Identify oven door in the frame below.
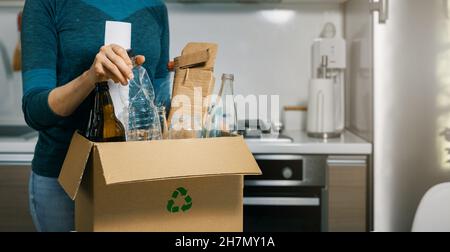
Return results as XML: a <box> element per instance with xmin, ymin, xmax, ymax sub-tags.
<box><xmin>243</xmin><ymin>188</ymin><xmax>322</xmax><ymax>232</ymax></box>
<box><xmin>243</xmin><ymin>155</ymin><xmax>326</xmax><ymax>232</ymax></box>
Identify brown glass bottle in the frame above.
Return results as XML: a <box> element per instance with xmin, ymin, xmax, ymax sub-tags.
<box><xmin>85</xmin><ymin>82</ymin><xmax>126</xmax><ymax>142</ymax></box>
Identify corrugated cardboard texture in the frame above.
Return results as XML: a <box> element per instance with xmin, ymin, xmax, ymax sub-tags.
<box><xmin>173</xmin><ymin>69</ymin><xmax>214</xmax><ymax>97</ymax></box>
<box><xmin>87</xmin><ymin>176</ymin><xmax>243</xmax><ymax>232</ymax></box>
<box><xmin>169</xmin><ymin>69</ymin><xmax>216</xmax><ymax>133</ymax></box>
<box><xmin>176</xmin><ymin>49</ymin><xmax>209</xmax><ymax>69</ymax></box>
<box><xmin>59</xmin><ymin>132</ymin><xmax>262</xmax><ymax>232</ymax></box>
<box><xmin>75</xmin><ymin>159</ymin><xmax>94</xmax><ymax>232</ymax></box>
<box><xmin>94</xmin><ymin>136</ymin><xmax>260</xmax><ymax>185</ymax></box>
<box><xmin>58</xmin><ymin>133</ymin><xmax>94</xmax><ymax>200</ymax></box>
<box><xmin>182</xmin><ymin>42</ymin><xmax>218</xmax><ymax>71</ymax></box>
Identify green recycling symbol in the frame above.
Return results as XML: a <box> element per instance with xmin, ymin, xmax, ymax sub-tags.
<box><xmin>167</xmin><ymin>187</ymin><xmax>193</xmax><ymax>213</ymax></box>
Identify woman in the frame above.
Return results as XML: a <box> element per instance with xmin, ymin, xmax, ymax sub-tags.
<box><xmin>21</xmin><ymin>0</ymin><xmax>170</xmax><ymax>232</ymax></box>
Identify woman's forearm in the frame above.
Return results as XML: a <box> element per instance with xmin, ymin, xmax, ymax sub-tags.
<box><xmin>48</xmin><ymin>70</ymin><xmax>96</xmax><ymax>117</ymax></box>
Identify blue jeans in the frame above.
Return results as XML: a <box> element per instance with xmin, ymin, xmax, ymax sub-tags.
<box><xmin>29</xmin><ymin>171</ymin><xmax>75</xmax><ymax>232</ymax></box>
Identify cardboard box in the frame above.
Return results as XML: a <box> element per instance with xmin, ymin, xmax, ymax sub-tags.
<box><xmin>58</xmin><ymin>133</ymin><xmax>261</xmax><ymax>232</ymax></box>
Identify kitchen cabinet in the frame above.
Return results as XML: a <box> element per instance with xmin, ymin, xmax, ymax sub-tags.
<box><xmin>325</xmin><ymin>156</ymin><xmax>367</xmax><ymax>232</ymax></box>
<box><xmin>0</xmin><ymin>166</ymin><xmax>35</xmax><ymax>232</ymax></box>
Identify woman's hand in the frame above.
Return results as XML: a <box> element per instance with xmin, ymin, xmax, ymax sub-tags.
<box><xmin>87</xmin><ymin>44</ymin><xmax>146</xmax><ymax>85</ymax></box>
<box><xmin>47</xmin><ymin>45</ymin><xmax>145</xmax><ymax>117</ymax></box>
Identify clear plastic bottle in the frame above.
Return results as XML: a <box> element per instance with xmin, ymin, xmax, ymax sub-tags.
<box><xmin>203</xmin><ymin>74</ymin><xmax>237</xmax><ymax>138</ymax></box>
<box><xmin>126</xmin><ymin>50</ymin><xmax>162</xmax><ymax>141</ymax></box>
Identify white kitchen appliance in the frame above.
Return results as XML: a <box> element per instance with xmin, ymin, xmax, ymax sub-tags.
<box><xmin>307</xmin><ymin>27</ymin><xmax>346</xmax><ymax>139</ymax></box>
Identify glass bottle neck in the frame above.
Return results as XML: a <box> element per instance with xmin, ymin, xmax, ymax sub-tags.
<box><xmin>218</xmin><ymin>78</ymin><xmax>234</xmax><ymax>98</ymax></box>
<box><xmin>96</xmin><ymin>82</ymin><xmax>110</xmax><ymax>92</ymax></box>
<box><xmin>95</xmin><ymin>82</ymin><xmax>116</xmax><ymax>116</ymax></box>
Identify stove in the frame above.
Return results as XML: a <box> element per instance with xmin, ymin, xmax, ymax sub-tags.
<box><xmin>239</xmin><ymin>119</ymin><xmax>293</xmax><ymax>143</ymax></box>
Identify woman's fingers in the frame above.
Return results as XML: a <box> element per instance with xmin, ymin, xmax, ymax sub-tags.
<box><xmin>104</xmin><ymin>68</ymin><xmax>121</xmax><ymax>84</ymax></box>
<box><xmin>97</xmin><ymin>53</ymin><xmax>128</xmax><ymax>84</ymax></box>
<box><xmin>111</xmin><ymin>44</ymin><xmax>133</xmax><ymax>67</ymax></box>
<box><xmin>111</xmin><ymin>44</ymin><xmax>145</xmax><ymax>67</ymax></box>
<box><xmin>89</xmin><ymin>45</ymin><xmax>145</xmax><ymax>85</ymax></box>
<box><xmin>102</xmin><ymin>46</ymin><xmax>133</xmax><ymax>82</ymax></box>
<box><xmin>93</xmin><ymin>62</ymin><xmax>120</xmax><ymax>83</ymax></box>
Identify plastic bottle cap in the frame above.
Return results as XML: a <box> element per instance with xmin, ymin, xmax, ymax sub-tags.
<box><xmin>167</xmin><ymin>61</ymin><xmax>175</xmax><ymax>71</ymax></box>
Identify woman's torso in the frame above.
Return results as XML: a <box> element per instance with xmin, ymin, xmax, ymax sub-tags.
<box><xmin>31</xmin><ymin>0</ymin><xmax>168</xmax><ymax>177</ymax></box>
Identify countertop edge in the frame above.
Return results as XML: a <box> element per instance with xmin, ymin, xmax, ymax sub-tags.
<box><xmin>246</xmin><ymin>130</ymin><xmax>373</xmax><ymax>155</ymax></box>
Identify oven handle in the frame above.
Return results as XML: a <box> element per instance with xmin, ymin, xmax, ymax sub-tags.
<box><xmin>243</xmin><ymin>197</ymin><xmax>320</xmax><ymax>207</ymax></box>
<box><xmin>245</xmin><ymin>180</ymin><xmax>305</xmax><ymax>187</ymax></box>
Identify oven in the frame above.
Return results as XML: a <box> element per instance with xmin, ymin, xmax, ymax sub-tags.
<box><xmin>243</xmin><ymin>155</ymin><xmax>327</xmax><ymax>232</ymax></box>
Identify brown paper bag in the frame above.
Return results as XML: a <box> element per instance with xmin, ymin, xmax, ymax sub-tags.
<box><xmin>168</xmin><ymin>43</ymin><xmax>218</xmax><ymax>138</ymax></box>
<box><xmin>181</xmin><ymin>42</ymin><xmax>218</xmax><ymax>71</ymax></box>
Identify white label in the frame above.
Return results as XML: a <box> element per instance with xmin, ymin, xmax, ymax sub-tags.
<box><xmin>104</xmin><ymin>21</ymin><xmax>132</xmax><ymax>123</ymax></box>
<box><xmin>104</xmin><ymin>21</ymin><xmax>131</xmax><ymax>50</ymax></box>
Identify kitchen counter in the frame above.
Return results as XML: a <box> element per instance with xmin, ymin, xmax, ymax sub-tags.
<box><xmin>0</xmin><ymin>136</ymin><xmax>37</xmax><ymax>165</ymax></box>
<box><xmin>246</xmin><ymin>130</ymin><xmax>372</xmax><ymax>155</ymax></box>
<box><xmin>0</xmin><ymin>130</ymin><xmax>372</xmax><ymax>165</ymax></box>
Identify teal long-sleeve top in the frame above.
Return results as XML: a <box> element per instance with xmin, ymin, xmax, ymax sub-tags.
<box><xmin>22</xmin><ymin>0</ymin><xmax>171</xmax><ymax>178</ymax></box>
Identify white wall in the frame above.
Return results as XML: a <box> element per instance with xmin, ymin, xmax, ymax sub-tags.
<box><xmin>0</xmin><ymin>6</ymin><xmax>24</xmax><ymax>125</ymax></box>
<box><xmin>0</xmin><ymin>3</ymin><xmax>343</xmax><ymax>125</ymax></box>
<box><xmin>167</xmin><ymin>3</ymin><xmax>343</xmax><ymax>119</ymax></box>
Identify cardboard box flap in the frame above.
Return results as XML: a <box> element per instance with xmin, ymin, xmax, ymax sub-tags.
<box><xmin>182</xmin><ymin>42</ymin><xmax>218</xmax><ymax>71</ymax></box>
<box><xmin>175</xmin><ymin>49</ymin><xmax>210</xmax><ymax>69</ymax></box>
<box><xmin>94</xmin><ymin>136</ymin><xmax>261</xmax><ymax>185</ymax></box>
<box><xmin>58</xmin><ymin>133</ymin><xmax>94</xmax><ymax>200</ymax></box>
